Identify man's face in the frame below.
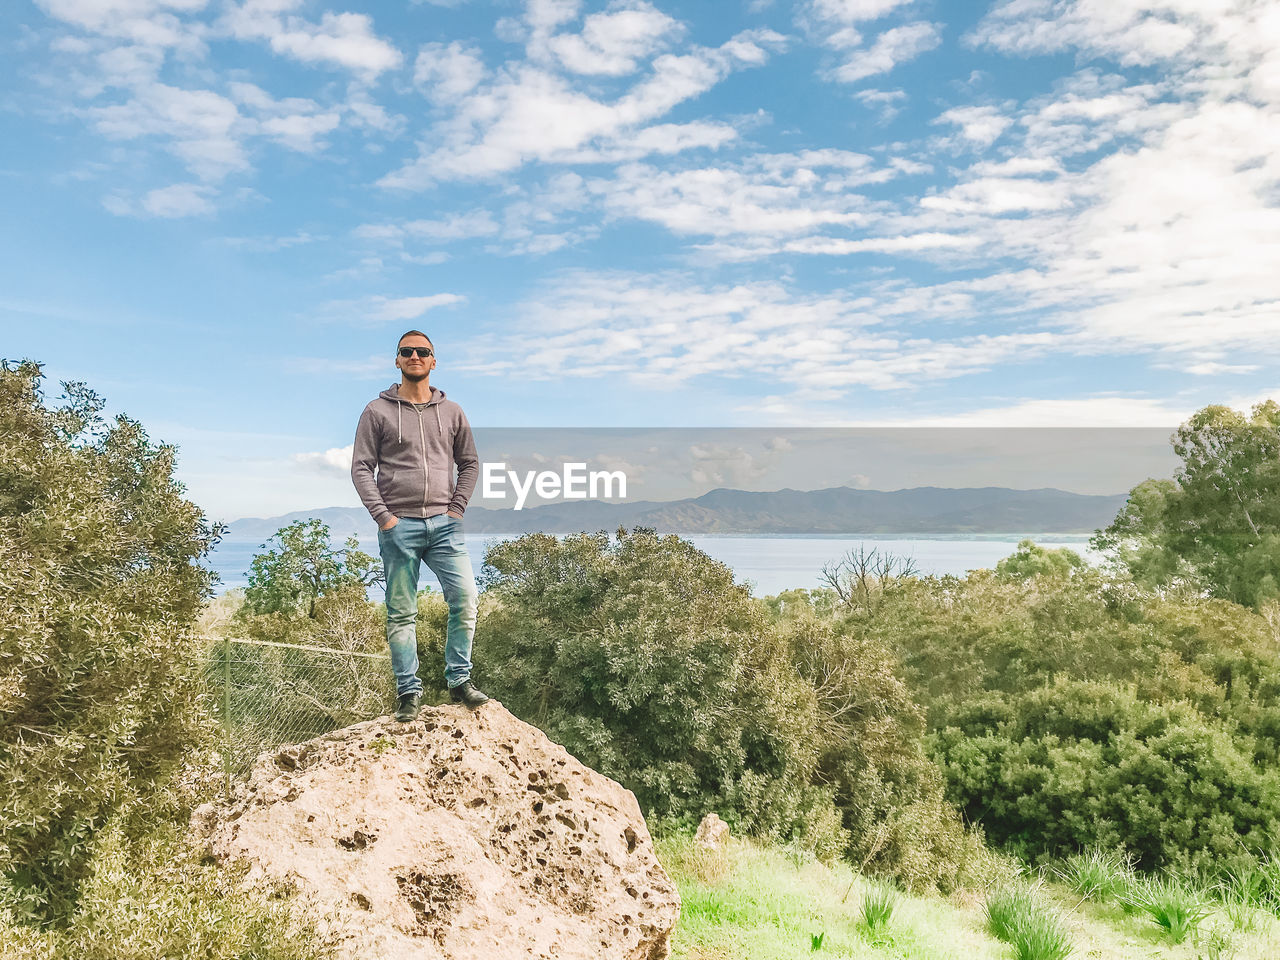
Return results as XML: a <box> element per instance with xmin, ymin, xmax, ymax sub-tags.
<box><xmin>396</xmin><ymin>335</ymin><xmax>435</xmax><ymax>382</ymax></box>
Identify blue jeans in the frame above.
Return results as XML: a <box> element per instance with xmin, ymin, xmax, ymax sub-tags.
<box><xmin>377</xmin><ymin>514</ymin><xmax>478</xmax><ymax>696</ymax></box>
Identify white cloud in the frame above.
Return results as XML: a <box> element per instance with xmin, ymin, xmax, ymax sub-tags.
<box><xmin>780</xmin><ymin>232</ymin><xmax>982</xmax><ymax>254</ymax></box>
<box><xmin>919</xmin><ymin>175</ymin><xmax>1074</xmax><ymax>215</ymax></box>
<box><xmin>809</xmin><ymin>0</ymin><xmax>915</xmax><ymax>23</ymax></box>
<box><xmin>814</xmin><ymin>3</ymin><xmax>1280</xmax><ymax>371</ymax></box>
<box><xmin>687</xmin><ymin>440</ymin><xmax>784</xmax><ymax>486</ymax></box>
<box><xmin>90</xmin><ymin>83</ymin><xmax>247</xmax><ymax>180</ymax></box>
<box><xmin>414</xmin><ymin>41</ymin><xmax>486</xmax><ymax>101</ymax></box>
<box><xmin>853</xmin><ymin>87</ymin><xmax>906</xmax><ymax>121</ymax></box>
<box><xmin>593</xmin><ymin>150</ymin><xmax>897</xmax><ymax>238</ymax></box>
<box><xmin>546</xmin><ymin>1</ymin><xmax>682</xmax><ymax>76</ymax></box>
<box><xmin>553</xmin><ymin>120</ymin><xmax>740</xmax><ymax>163</ymax></box>
<box><xmin>294</xmin><ymin>444</ymin><xmax>355</xmax><ymax>474</ymax></box>
<box><xmin>103</xmin><ymin>181</ymin><xmax>216</xmax><ymax>217</ymax></box>
<box><xmin>404</xmin><ymin>211</ymin><xmax>502</xmax><ymax>240</ymax></box>
<box><xmin>355</xmin><ymin>211</ymin><xmax>501</xmax><ymax>243</ymax></box>
<box><xmin>1224</xmin><ymin>387</ymin><xmax>1280</xmax><ymax>413</ymax></box>
<box><xmin>458</xmin><ymin>269</ymin><xmax>1066</xmax><ymax>391</ymax></box>
<box><xmin>93</xmin><ymin>42</ymin><xmax>169</xmax><ymax>87</ymax></box>
<box><xmin>319</xmin><ymin>293</ymin><xmax>467</xmax><ymax>324</ymax></box>
<box><xmin>258</xmin><ymin>111</ymin><xmax>341</xmax><ymax>151</ymax></box>
<box><xmin>970</xmin><ymin>0</ymin><xmax>1200</xmax><ymax>66</ymax></box>
<box><xmin>226</xmin><ymin>80</ymin><xmax>390</xmax><ymax>148</ymax></box>
<box><xmin>1184</xmin><ymin>362</ymin><xmax>1260</xmax><ymax>376</ymax></box>
<box><xmin>37</xmin><ymin>0</ymin><xmax>208</xmax><ymax>50</ymax></box>
<box><xmin>223</xmin><ymin>230</ymin><xmax>323</xmax><ymax>251</ymax></box>
<box><xmin>142</xmin><ymin>182</ymin><xmax>215</xmax><ymax>216</ymax></box>
<box><xmin>833</xmin><ymin>21</ymin><xmax>942</xmax><ymax>83</ymax></box>
<box><xmin>343</xmin><ymin>84</ymin><xmax>403</xmax><ymax>134</ymax></box>
<box><xmin>224</xmin><ymin>0</ymin><xmax>402</xmax><ymax>77</ymax></box>
<box><xmin>525</xmin><ymin>0</ymin><xmax>582</xmax><ymax>36</ymax></box>
<box><xmin>353</xmin><ymin>174</ymin><xmax>598</xmax><ymax>259</ymax></box>
<box><xmin>934</xmin><ymin>104</ymin><xmax>1013</xmax><ymax>146</ymax></box>
<box><xmin>84</xmin><ymin>75</ymin><xmax>360</xmax><ymax>188</ymax></box>
<box><xmin>378</xmin><ymin>29</ymin><xmax>785</xmax><ymax>188</ymax></box>
<box><xmin>925</xmin><ymin>94</ymin><xmax>1280</xmax><ymax>360</ymax></box>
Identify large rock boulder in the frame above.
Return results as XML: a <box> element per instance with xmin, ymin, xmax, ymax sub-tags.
<box><xmin>194</xmin><ymin>701</ymin><xmax>679</xmax><ymax>960</ymax></box>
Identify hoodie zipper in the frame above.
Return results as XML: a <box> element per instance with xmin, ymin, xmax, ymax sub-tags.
<box><xmin>416</xmin><ymin>407</ymin><xmax>428</xmax><ymax>512</ymax></box>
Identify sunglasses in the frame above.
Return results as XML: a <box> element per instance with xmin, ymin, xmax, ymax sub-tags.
<box><xmin>398</xmin><ymin>346</ymin><xmax>433</xmax><ymax>358</ymax></box>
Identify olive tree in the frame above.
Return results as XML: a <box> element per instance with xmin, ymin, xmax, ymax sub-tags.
<box><xmin>0</xmin><ymin>360</ymin><xmax>221</xmax><ymax>922</ymax></box>
<box><xmin>242</xmin><ymin>518</ymin><xmax>381</xmax><ymax>619</ymax></box>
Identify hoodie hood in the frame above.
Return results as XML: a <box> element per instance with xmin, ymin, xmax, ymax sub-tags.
<box><xmin>380</xmin><ymin>383</ymin><xmax>445</xmax><ymax>443</ymax></box>
<box><xmin>379</xmin><ymin>383</ymin><xmax>445</xmax><ymax>404</ymax></box>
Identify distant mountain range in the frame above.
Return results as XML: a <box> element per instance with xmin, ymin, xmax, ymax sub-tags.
<box><xmin>224</xmin><ymin>486</ymin><xmax>1127</xmax><ymax>541</ymax></box>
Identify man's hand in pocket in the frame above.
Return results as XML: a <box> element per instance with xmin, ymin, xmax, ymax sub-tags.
<box><xmin>380</xmin><ymin>517</ymin><xmax>400</xmax><ymax>531</ymax></box>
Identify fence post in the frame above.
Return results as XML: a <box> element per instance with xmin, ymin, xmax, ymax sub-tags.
<box><xmin>222</xmin><ymin>635</ymin><xmax>232</xmax><ymax>800</ymax></box>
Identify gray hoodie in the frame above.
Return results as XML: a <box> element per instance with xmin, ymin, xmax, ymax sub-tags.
<box><xmin>350</xmin><ymin>384</ymin><xmax>479</xmax><ymax>527</ymax></box>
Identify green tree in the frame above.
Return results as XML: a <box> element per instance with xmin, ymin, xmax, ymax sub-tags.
<box><xmin>1092</xmin><ymin>401</ymin><xmax>1280</xmax><ymax>608</ymax></box>
<box><xmin>820</xmin><ymin>545</ymin><xmax>920</xmax><ymax>618</ymax></box>
<box><xmin>995</xmin><ymin>539</ymin><xmax>1086</xmax><ymax>580</ymax></box>
<box><xmin>0</xmin><ymin>360</ymin><xmax>220</xmax><ymax>921</ymax></box>
<box><xmin>243</xmin><ymin>518</ymin><xmax>381</xmax><ymax>619</ymax></box>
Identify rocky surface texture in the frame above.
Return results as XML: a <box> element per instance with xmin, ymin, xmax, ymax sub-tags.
<box><xmin>193</xmin><ymin>700</ymin><xmax>680</xmax><ymax>960</ymax></box>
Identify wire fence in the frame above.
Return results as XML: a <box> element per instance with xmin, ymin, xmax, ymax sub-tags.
<box><xmin>198</xmin><ymin>635</ymin><xmax>394</xmax><ymax>796</ymax></box>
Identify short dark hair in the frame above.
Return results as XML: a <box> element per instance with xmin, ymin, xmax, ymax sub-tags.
<box><xmin>397</xmin><ymin>329</ymin><xmax>433</xmax><ymax>350</ymax></box>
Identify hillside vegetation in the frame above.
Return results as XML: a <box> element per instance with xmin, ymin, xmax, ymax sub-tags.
<box><xmin>5</xmin><ymin>357</ymin><xmax>1280</xmax><ymax>958</ymax></box>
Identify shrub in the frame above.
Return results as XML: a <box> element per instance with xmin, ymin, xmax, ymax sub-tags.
<box><xmin>1010</xmin><ymin>913</ymin><xmax>1073</xmax><ymax>960</ymax></box>
<box><xmin>995</xmin><ymin>540</ymin><xmax>1087</xmax><ymax>580</ymax></box>
<box><xmin>0</xmin><ymin>813</ymin><xmax>334</xmax><ymax>959</ymax></box>
<box><xmin>864</xmin><ymin>566</ymin><xmax>1280</xmax><ymax>748</ymax></box>
<box><xmin>781</xmin><ymin>613</ymin><xmax>987</xmax><ymax>892</ymax></box>
<box><xmin>479</xmin><ymin>529</ymin><xmax>844</xmax><ymax>859</ymax></box>
<box><xmin>931</xmin><ymin>679</ymin><xmax>1280</xmax><ymax>874</ymax></box>
<box><xmin>0</xmin><ymin>361</ymin><xmax>220</xmax><ymax>921</ymax></box>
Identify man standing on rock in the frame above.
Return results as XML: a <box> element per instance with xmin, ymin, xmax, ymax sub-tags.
<box><xmin>350</xmin><ymin>330</ymin><xmax>490</xmax><ymax>722</ymax></box>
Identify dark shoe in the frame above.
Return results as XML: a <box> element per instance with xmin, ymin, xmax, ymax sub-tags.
<box><xmin>448</xmin><ymin>679</ymin><xmax>489</xmax><ymax>708</ymax></box>
<box><xmin>394</xmin><ymin>692</ymin><xmax>422</xmax><ymax>722</ymax></box>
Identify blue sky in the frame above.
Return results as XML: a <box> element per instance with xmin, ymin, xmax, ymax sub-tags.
<box><xmin>3</xmin><ymin>0</ymin><xmax>1278</xmax><ymax>520</ymax></box>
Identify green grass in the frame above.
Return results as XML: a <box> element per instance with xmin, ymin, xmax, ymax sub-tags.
<box><xmin>1218</xmin><ymin>865</ymin><xmax>1268</xmax><ymax>934</ymax></box>
<box><xmin>1124</xmin><ymin>876</ymin><xmax>1212</xmax><ymax>943</ymax></box>
<box><xmin>657</xmin><ymin>833</ymin><xmax>1007</xmax><ymax>960</ymax></box>
<box><xmin>1216</xmin><ymin>854</ymin><xmax>1280</xmax><ymax>925</ymax></box>
<box><xmin>984</xmin><ymin>883</ymin><xmax>1073</xmax><ymax>960</ymax></box>
<box><xmin>985</xmin><ymin>884</ymin><xmax>1040</xmax><ymax>943</ymax></box>
<box><xmin>655</xmin><ymin>831</ymin><xmax>1280</xmax><ymax>960</ymax></box>
<box><xmin>861</xmin><ymin>883</ymin><xmax>897</xmax><ymax>934</ymax></box>
<box><xmin>1056</xmin><ymin>847</ymin><xmax>1137</xmax><ymax>903</ymax></box>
